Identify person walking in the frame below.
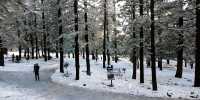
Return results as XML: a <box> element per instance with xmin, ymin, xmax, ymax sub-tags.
<box><xmin>33</xmin><ymin>63</ymin><xmax>40</xmax><ymax>81</ymax></box>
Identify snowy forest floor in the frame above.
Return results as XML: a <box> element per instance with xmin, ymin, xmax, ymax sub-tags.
<box><xmin>0</xmin><ymin>52</ymin><xmax>198</xmax><ymax>100</ymax></box>
<box><xmin>52</xmin><ymin>57</ymin><xmax>200</xmax><ymax>100</ymax></box>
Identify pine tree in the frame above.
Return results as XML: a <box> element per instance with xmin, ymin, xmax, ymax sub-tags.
<box><xmin>84</xmin><ymin>0</ymin><xmax>91</xmax><ymax>76</ymax></box>
<box><xmin>74</xmin><ymin>0</ymin><xmax>80</xmax><ymax>80</ymax></box>
<box><xmin>57</xmin><ymin>0</ymin><xmax>64</xmax><ymax>73</ymax></box>
<box><xmin>194</xmin><ymin>0</ymin><xmax>200</xmax><ymax>87</ymax></box>
<box><xmin>139</xmin><ymin>0</ymin><xmax>144</xmax><ymax>83</ymax></box>
<box><xmin>34</xmin><ymin>0</ymin><xmax>39</xmax><ymax>59</ymax></box>
<box><xmin>150</xmin><ymin>0</ymin><xmax>157</xmax><ymax>91</ymax></box>
<box><xmin>103</xmin><ymin>0</ymin><xmax>107</xmax><ymax>68</ymax></box>
<box><xmin>0</xmin><ymin>37</ymin><xmax>4</xmax><ymax>66</ymax></box>
<box><xmin>41</xmin><ymin>0</ymin><xmax>47</xmax><ymax>62</ymax></box>
<box><xmin>131</xmin><ymin>1</ymin><xmax>137</xmax><ymax>79</ymax></box>
<box><xmin>175</xmin><ymin>1</ymin><xmax>184</xmax><ymax>78</ymax></box>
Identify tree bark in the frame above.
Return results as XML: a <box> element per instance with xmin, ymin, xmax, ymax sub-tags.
<box><xmin>82</xmin><ymin>48</ymin><xmax>85</xmax><ymax>59</ymax></box>
<box><xmin>107</xmin><ymin>17</ymin><xmax>110</xmax><ymax>66</ymax></box>
<box><xmin>41</xmin><ymin>0</ymin><xmax>47</xmax><ymax>62</ymax></box>
<box><xmin>74</xmin><ymin>0</ymin><xmax>80</xmax><ymax>80</ymax></box>
<box><xmin>84</xmin><ymin>0</ymin><xmax>91</xmax><ymax>76</ymax></box>
<box><xmin>31</xmin><ymin>34</ymin><xmax>34</xmax><ymax>59</ymax></box>
<box><xmin>103</xmin><ymin>0</ymin><xmax>107</xmax><ymax>69</ymax></box>
<box><xmin>194</xmin><ymin>0</ymin><xmax>200</xmax><ymax>87</ymax></box>
<box><xmin>158</xmin><ymin>57</ymin><xmax>162</xmax><ymax>71</ymax></box>
<box><xmin>131</xmin><ymin>2</ymin><xmax>136</xmax><ymax>79</ymax></box>
<box><xmin>57</xmin><ymin>0</ymin><xmax>64</xmax><ymax>73</ymax></box>
<box><xmin>147</xmin><ymin>58</ymin><xmax>151</xmax><ymax>68</ymax></box>
<box><xmin>139</xmin><ymin>0</ymin><xmax>144</xmax><ymax>83</ymax></box>
<box><xmin>26</xmin><ymin>48</ymin><xmax>30</xmax><ymax>60</ymax></box>
<box><xmin>34</xmin><ymin>2</ymin><xmax>38</xmax><ymax>59</ymax></box>
<box><xmin>0</xmin><ymin>37</ymin><xmax>4</xmax><ymax>66</ymax></box>
<box><xmin>56</xmin><ymin>42</ymin><xmax>59</xmax><ymax>58</ymax></box>
<box><xmin>175</xmin><ymin>17</ymin><xmax>183</xmax><ymax>78</ymax></box>
<box><xmin>167</xmin><ymin>59</ymin><xmax>170</xmax><ymax>64</ymax></box>
<box><xmin>150</xmin><ymin>0</ymin><xmax>157</xmax><ymax>90</ymax></box>
<box><xmin>113</xmin><ymin>0</ymin><xmax>118</xmax><ymax>63</ymax></box>
<box><xmin>95</xmin><ymin>49</ymin><xmax>98</xmax><ymax>62</ymax></box>
<box><xmin>17</xmin><ymin>20</ymin><xmax>22</xmax><ymax>60</ymax></box>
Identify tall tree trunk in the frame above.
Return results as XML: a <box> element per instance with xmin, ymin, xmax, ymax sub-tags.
<box><xmin>47</xmin><ymin>48</ymin><xmax>50</xmax><ymax>60</ymax></box>
<box><xmin>185</xmin><ymin>59</ymin><xmax>187</xmax><ymax>67</ymax></box>
<box><xmin>19</xmin><ymin>46</ymin><xmax>22</xmax><ymax>60</ymax></box>
<box><xmin>35</xmin><ymin>36</ymin><xmax>38</xmax><ymax>59</ymax></box>
<box><xmin>0</xmin><ymin>37</ymin><xmax>4</xmax><ymax>66</ymax></box>
<box><xmin>131</xmin><ymin>2</ymin><xmax>137</xmax><ymax>79</ymax></box>
<box><xmin>167</xmin><ymin>59</ymin><xmax>170</xmax><ymax>64</ymax></box>
<box><xmin>194</xmin><ymin>0</ymin><xmax>200</xmax><ymax>87</ymax></box>
<box><xmin>31</xmin><ymin>35</ymin><xmax>34</xmax><ymax>59</ymax></box>
<box><xmin>17</xmin><ymin>19</ymin><xmax>22</xmax><ymax>60</ymax></box>
<box><xmin>103</xmin><ymin>0</ymin><xmax>107</xmax><ymax>69</ymax></box>
<box><xmin>158</xmin><ymin>57</ymin><xmax>162</xmax><ymax>71</ymax></box>
<box><xmin>146</xmin><ymin>58</ymin><xmax>151</xmax><ymax>68</ymax></box>
<box><xmin>56</xmin><ymin>42</ymin><xmax>59</xmax><ymax>58</ymax></box>
<box><xmin>41</xmin><ymin>42</ymin><xmax>44</xmax><ymax>57</ymax></box>
<box><xmin>27</xmin><ymin>48</ymin><xmax>30</xmax><ymax>60</ymax></box>
<box><xmin>107</xmin><ymin>17</ymin><xmax>110</xmax><ymax>66</ymax></box>
<box><xmin>34</xmin><ymin>2</ymin><xmax>38</xmax><ymax>59</ymax></box>
<box><xmin>84</xmin><ymin>0</ymin><xmax>91</xmax><ymax>76</ymax></box>
<box><xmin>74</xmin><ymin>0</ymin><xmax>80</xmax><ymax>80</ymax></box>
<box><xmin>24</xmin><ymin>49</ymin><xmax>27</xmax><ymax>58</ymax></box>
<box><xmin>41</xmin><ymin>0</ymin><xmax>47</xmax><ymax>62</ymax></box>
<box><xmin>139</xmin><ymin>0</ymin><xmax>144</xmax><ymax>83</ymax></box>
<box><xmin>72</xmin><ymin>52</ymin><xmax>75</xmax><ymax>58</ymax></box>
<box><xmin>92</xmin><ymin>51</ymin><xmax>95</xmax><ymax>60</ymax></box>
<box><xmin>175</xmin><ymin>17</ymin><xmax>183</xmax><ymax>78</ymax></box>
<box><xmin>150</xmin><ymin>0</ymin><xmax>157</xmax><ymax>90</ymax></box>
<box><xmin>82</xmin><ymin>48</ymin><xmax>85</xmax><ymax>59</ymax></box>
<box><xmin>113</xmin><ymin>0</ymin><xmax>118</xmax><ymax>63</ymax></box>
<box><xmin>95</xmin><ymin>49</ymin><xmax>98</xmax><ymax>61</ymax></box>
<box><xmin>58</xmin><ymin>0</ymin><xmax>64</xmax><ymax>73</ymax></box>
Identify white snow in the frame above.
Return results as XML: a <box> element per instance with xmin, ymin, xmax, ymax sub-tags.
<box><xmin>0</xmin><ymin>52</ymin><xmax>58</xmax><ymax>72</ymax></box>
<box><xmin>0</xmin><ymin>81</ymin><xmax>47</xmax><ymax>100</ymax></box>
<box><xmin>1</xmin><ymin>52</ymin><xmax>200</xmax><ymax>99</ymax></box>
<box><xmin>51</xmin><ymin>56</ymin><xmax>200</xmax><ymax>99</ymax></box>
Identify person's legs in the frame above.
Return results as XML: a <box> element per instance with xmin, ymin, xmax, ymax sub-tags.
<box><xmin>35</xmin><ymin>73</ymin><xmax>37</xmax><ymax>81</ymax></box>
<box><xmin>37</xmin><ymin>72</ymin><xmax>40</xmax><ymax>81</ymax></box>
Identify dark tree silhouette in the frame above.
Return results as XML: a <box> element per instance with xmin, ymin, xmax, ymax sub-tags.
<box><xmin>150</xmin><ymin>0</ymin><xmax>157</xmax><ymax>91</ymax></box>
<box><xmin>84</xmin><ymin>0</ymin><xmax>91</xmax><ymax>76</ymax></box>
<box><xmin>175</xmin><ymin>17</ymin><xmax>183</xmax><ymax>78</ymax></box>
<box><xmin>74</xmin><ymin>0</ymin><xmax>80</xmax><ymax>80</ymax></box>
<box><xmin>0</xmin><ymin>37</ymin><xmax>4</xmax><ymax>66</ymax></box>
<box><xmin>41</xmin><ymin>0</ymin><xmax>47</xmax><ymax>62</ymax></box>
<box><xmin>57</xmin><ymin>0</ymin><xmax>64</xmax><ymax>73</ymax></box>
<box><xmin>103</xmin><ymin>0</ymin><xmax>107</xmax><ymax>69</ymax></box>
<box><xmin>139</xmin><ymin>0</ymin><xmax>144</xmax><ymax>83</ymax></box>
<box><xmin>194</xmin><ymin>0</ymin><xmax>200</xmax><ymax>87</ymax></box>
<box><xmin>131</xmin><ymin>1</ymin><xmax>137</xmax><ymax>79</ymax></box>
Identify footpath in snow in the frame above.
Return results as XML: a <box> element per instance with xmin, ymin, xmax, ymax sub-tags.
<box><xmin>51</xmin><ymin>57</ymin><xmax>200</xmax><ymax>99</ymax></box>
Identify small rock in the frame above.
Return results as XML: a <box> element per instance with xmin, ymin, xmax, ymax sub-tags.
<box><xmin>174</xmin><ymin>83</ymin><xmax>178</xmax><ymax>86</ymax></box>
<box><xmin>190</xmin><ymin>92</ymin><xmax>199</xmax><ymax>98</ymax></box>
<box><xmin>83</xmin><ymin>84</ymin><xmax>87</xmax><ymax>86</ymax></box>
<box><xmin>190</xmin><ymin>95</ymin><xmax>199</xmax><ymax>98</ymax></box>
<box><xmin>147</xmin><ymin>87</ymin><xmax>151</xmax><ymax>90</ymax></box>
<box><xmin>167</xmin><ymin>91</ymin><xmax>173</xmax><ymax>98</ymax></box>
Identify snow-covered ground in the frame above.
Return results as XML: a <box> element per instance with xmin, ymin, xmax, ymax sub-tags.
<box><xmin>0</xmin><ymin>52</ymin><xmax>176</xmax><ymax>100</ymax></box>
<box><xmin>51</xmin><ymin>57</ymin><xmax>200</xmax><ymax>99</ymax></box>
<box><xmin>1</xmin><ymin>52</ymin><xmax>199</xmax><ymax>99</ymax></box>
<box><xmin>0</xmin><ymin>52</ymin><xmax>58</xmax><ymax>72</ymax></box>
